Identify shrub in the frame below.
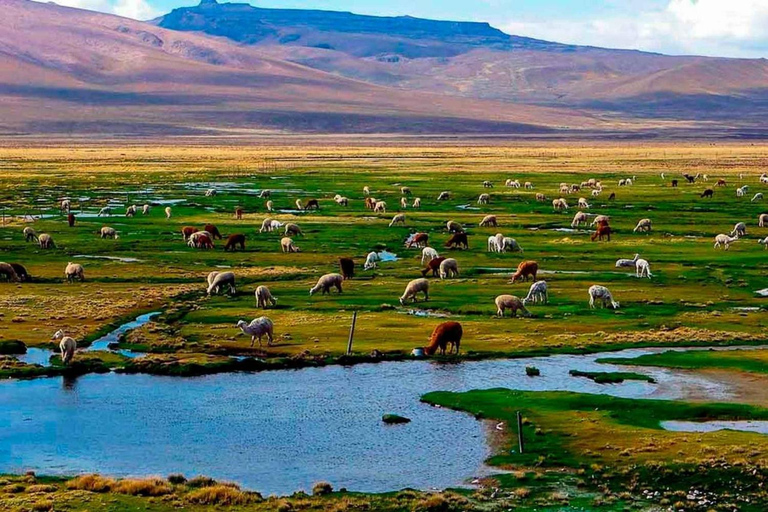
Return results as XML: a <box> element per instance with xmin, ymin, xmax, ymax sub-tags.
<box><xmin>26</xmin><ymin>484</ymin><xmax>57</xmax><ymax>494</ymax></box>
<box><xmin>187</xmin><ymin>475</ymin><xmax>217</xmax><ymax>488</ymax></box>
<box><xmin>525</xmin><ymin>366</ymin><xmax>540</xmax><ymax>377</ymax></box>
<box><xmin>186</xmin><ymin>484</ymin><xmax>258</xmax><ymax>505</ymax></box>
<box><xmin>312</xmin><ymin>481</ymin><xmax>333</xmax><ymax>496</ymax></box>
<box><xmin>66</xmin><ymin>474</ymin><xmax>115</xmax><ymax>492</ymax></box>
<box><xmin>31</xmin><ymin>500</ymin><xmax>53</xmax><ymax>512</ymax></box>
<box><xmin>113</xmin><ymin>478</ymin><xmax>172</xmax><ymax>496</ymax></box>
<box><xmin>167</xmin><ymin>474</ymin><xmax>187</xmax><ymax>485</ymax></box>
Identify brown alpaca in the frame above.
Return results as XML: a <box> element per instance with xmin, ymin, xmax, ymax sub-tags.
<box><xmin>67</xmin><ymin>213</ymin><xmax>75</xmax><ymax>227</ymax></box>
<box><xmin>509</xmin><ymin>261</ymin><xmax>538</xmax><ymax>283</ymax></box>
<box><xmin>445</xmin><ymin>232</ymin><xmax>468</xmax><ymax>249</ymax></box>
<box><xmin>0</xmin><ymin>262</ymin><xmax>20</xmax><ymax>282</ymax></box>
<box><xmin>716</xmin><ymin>179</ymin><xmax>727</xmax><ymax>187</ymax></box>
<box><xmin>424</xmin><ymin>321</ymin><xmax>463</xmax><ymax>356</ymax></box>
<box><xmin>196</xmin><ymin>234</ymin><xmax>213</xmax><ymax>249</ymax></box>
<box><xmin>365</xmin><ymin>198</ymin><xmax>376</xmax><ymax>210</ymax></box>
<box><xmin>224</xmin><ymin>233</ymin><xmax>246</xmax><ymax>251</ymax></box>
<box><xmin>182</xmin><ymin>226</ymin><xmax>198</xmax><ymax>240</ymax></box>
<box><xmin>407</xmin><ymin>233</ymin><xmax>429</xmax><ymax>248</ymax></box>
<box><xmin>339</xmin><ymin>257</ymin><xmax>355</xmax><ymax>280</ymax></box>
<box><xmin>591</xmin><ymin>225</ymin><xmax>611</xmax><ymax>241</ymax></box>
<box><xmin>235</xmin><ymin>207</ymin><xmax>243</xmax><ymax>220</ymax></box>
<box><xmin>304</xmin><ymin>199</ymin><xmax>320</xmax><ymax>210</ymax></box>
<box><xmin>421</xmin><ymin>257</ymin><xmax>446</xmax><ymax>277</ymax></box>
<box><xmin>9</xmin><ymin>263</ymin><xmax>29</xmax><ymax>281</ymax></box>
<box><xmin>204</xmin><ymin>224</ymin><xmax>222</xmax><ymax>240</ymax></box>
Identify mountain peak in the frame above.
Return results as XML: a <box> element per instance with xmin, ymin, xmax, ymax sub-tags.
<box><xmin>199</xmin><ymin>0</ymin><xmax>218</xmax><ymax>6</ymax></box>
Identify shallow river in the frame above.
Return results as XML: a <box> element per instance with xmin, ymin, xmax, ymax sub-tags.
<box><xmin>1</xmin><ymin>320</ymin><xmax>763</xmax><ymax>495</ymax></box>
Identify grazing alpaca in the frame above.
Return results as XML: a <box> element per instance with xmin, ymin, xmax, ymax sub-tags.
<box><xmin>373</xmin><ymin>201</ymin><xmax>387</xmax><ymax>213</ymax></box>
<box><xmin>224</xmin><ymin>234</ymin><xmax>246</xmax><ymax>251</ymax></box>
<box><xmin>38</xmin><ymin>234</ymin><xmax>54</xmax><ymax>249</ymax></box>
<box><xmin>487</xmin><ymin>235</ymin><xmax>502</xmax><ymax>253</ymax></box>
<box><xmin>0</xmin><ymin>262</ymin><xmax>19</xmax><ymax>282</ymax></box>
<box><xmin>165</xmin><ymin>207</ymin><xmax>172</xmax><ymax>219</ymax></box>
<box><xmin>479</xmin><ymin>215</ymin><xmax>497</xmax><ymax>227</ymax></box>
<box><xmin>60</xmin><ymin>199</ymin><xmax>71</xmax><ymax>213</ymax></box>
<box><xmin>477</xmin><ymin>193</ymin><xmax>490</xmax><ymax>205</ymax></box>
<box><xmin>446</xmin><ymin>220</ymin><xmax>464</xmax><ymax>233</ymax></box>
<box><xmin>67</xmin><ymin>213</ymin><xmax>75</xmax><ymax>227</ymax></box>
<box><xmin>303</xmin><ymin>199</ymin><xmax>320</xmax><ymax>210</ymax></box>
<box><xmin>438</xmin><ymin>258</ymin><xmax>459</xmax><ymax>279</ymax></box>
<box><xmin>310</xmin><ymin>273</ymin><xmax>344</xmax><ymax>295</ymax></box>
<box><xmin>280</xmin><ymin>237</ymin><xmax>300</xmax><ymax>253</ymax></box>
<box><xmin>9</xmin><ymin>263</ymin><xmax>29</xmax><ymax>282</ymax></box>
<box><xmin>437</xmin><ymin>191</ymin><xmax>450</xmax><ymax>201</ymax></box>
<box><xmin>716</xmin><ymin>179</ymin><xmax>727</xmax><ymax>187</ymax></box>
<box><xmin>759</xmin><ymin>237</ymin><xmax>768</xmax><ymax>250</ymax></box>
<box><xmin>236</xmin><ymin>317</ymin><xmax>274</xmax><ymax>348</ymax></box>
<box><xmin>571</xmin><ymin>211</ymin><xmax>587</xmax><ymax>227</ymax></box>
<box><xmin>401</xmin><ymin>186</ymin><xmax>412</xmax><ymax>195</ymax></box>
<box><xmin>522</xmin><ymin>281</ymin><xmax>548</xmax><ymax>305</ymax></box>
<box><xmin>421</xmin><ymin>256</ymin><xmax>446</xmax><ymax>277</ymax></box>
<box><xmin>752</xmin><ymin>193</ymin><xmax>764</xmax><ymax>202</ymax></box>
<box><xmin>100</xmin><ymin>226</ymin><xmax>119</xmax><ymax>239</ymax></box>
<box><xmin>65</xmin><ymin>262</ymin><xmax>84</xmax><ymax>283</ymax></box>
<box><xmin>266</xmin><ymin>200</ymin><xmax>274</xmax><ymax>212</ymax></box>
<box><xmin>284</xmin><ymin>223</ymin><xmax>303</xmax><ymax>236</ymax></box>
<box><xmin>671</xmin><ymin>179</ymin><xmax>678</xmax><ymax>187</ymax></box>
<box><xmin>535</xmin><ymin>193</ymin><xmax>546</xmax><ymax>202</ymax></box>
<box><xmin>207</xmin><ymin>271</ymin><xmax>236</xmax><ymax>295</ymax></box>
<box><xmin>495</xmin><ymin>295</ymin><xmax>531</xmax><ymax>318</ymax></box>
<box><xmin>633</xmin><ymin>218</ymin><xmax>652</xmax><ymax>233</ymax></box>
<box><xmin>615</xmin><ymin>253</ymin><xmax>639</xmax><ymax>268</ymax></box>
<box><xmin>482</xmin><ymin>181</ymin><xmax>493</xmax><ymax>188</ymax></box>
<box><xmin>591</xmin><ymin>224</ymin><xmax>611</xmax><ymax>241</ymax></box>
<box><xmin>399</xmin><ymin>278</ymin><xmax>429</xmax><ymax>305</ymax></box>
<box><xmin>421</xmin><ymin>247</ymin><xmax>439</xmax><ymax>264</ymax></box>
<box><xmin>363</xmin><ymin>186</ymin><xmax>370</xmax><ymax>196</ymax></box>
<box><xmin>445</xmin><ymin>232</ymin><xmax>469</xmax><ymax>249</ymax></box>
<box><xmin>636</xmin><ymin>258</ymin><xmax>652</xmax><ymax>279</ymax></box>
<box><xmin>552</xmin><ymin>198</ymin><xmax>568</xmax><ymax>211</ymax></box>
<box><xmin>424</xmin><ymin>321</ymin><xmax>462</xmax><ymax>355</ymax></box>
<box><xmin>760</xmin><ymin>214</ymin><xmax>768</xmax><ymax>228</ymax></box>
<box><xmin>203</xmin><ymin>224</ymin><xmax>222</xmax><ymax>240</ymax></box>
<box><xmin>259</xmin><ymin>190</ymin><xmax>271</xmax><ymax>198</ymax></box>
<box><xmin>364</xmin><ymin>251</ymin><xmax>380</xmax><ymax>270</ymax></box>
<box><xmin>194</xmin><ymin>234</ymin><xmax>214</xmax><ymax>249</ymax></box>
<box><xmin>52</xmin><ymin>330</ymin><xmax>76</xmax><ymax>364</ymax></box>
<box><xmin>730</xmin><ymin>222</ymin><xmax>747</xmax><ymax>237</ymax></box>
<box><xmin>608</xmin><ymin>192</ymin><xmax>616</xmax><ymax>200</ymax></box>
<box><xmin>503</xmin><ymin>237</ymin><xmax>523</xmax><ymax>253</ymax></box>
<box><xmin>588</xmin><ymin>285</ymin><xmax>619</xmax><ymax>309</ymax></box>
<box><xmin>509</xmin><ymin>260</ymin><xmax>538</xmax><ymax>283</ymax></box>
<box><xmin>714</xmin><ymin>233</ymin><xmax>738</xmax><ymax>250</ymax></box>
<box><xmin>254</xmin><ymin>286</ymin><xmax>277</xmax><ymax>308</ymax></box>
<box><xmin>389</xmin><ymin>214</ymin><xmax>406</xmax><ymax>227</ymax></box>
<box><xmin>181</xmin><ymin>226</ymin><xmax>199</xmax><ymax>240</ymax></box>
<box><xmin>142</xmin><ymin>204</ymin><xmax>150</xmax><ymax>215</ymax></box>
<box><xmin>407</xmin><ymin>233</ymin><xmax>429</xmax><ymax>248</ymax></box>
<box><xmin>125</xmin><ymin>205</ymin><xmax>137</xmax><ymax>217</ymax></box>
<box><xmin>235</xmin><ymin>207</ymin><xmax>243</xmax><ymax>220</ymax></box>
<box><xmin>339</xmin><ymin>258</ymin><xmax>355</xmax><ymax>280</ymax></box>
<box><xmin>412</xmin><ymin>197</ymin><xmax>421</xmax><ymax>208</ymax></box>
<box><xmin>701</xmin><ymin>189</ymin><xmax>714</xmax><ymax>198</ymax></box>
<box><xmin>23</xmin><ymin>227</ymin><xmax>38</xmax><ymax>242</ymax></box>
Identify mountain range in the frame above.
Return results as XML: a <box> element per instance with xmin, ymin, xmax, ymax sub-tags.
<box><xmin>1</xmin><ymin>0</ymin><xmax>767</xmax><ymax>137</ymax></box>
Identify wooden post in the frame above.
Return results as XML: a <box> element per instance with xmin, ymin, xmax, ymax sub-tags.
<box><xmin>346</xmin><ymin>311</ymin><xmax>357</xmax><ymax>355</ymax></box>
<box><xmin>517</xmin><ymin>411</ymin><xmax>525</xmax><ymax>454</ymax></box>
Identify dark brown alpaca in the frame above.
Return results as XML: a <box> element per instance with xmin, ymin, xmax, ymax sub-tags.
<box><xmin>204</xmin><ymin>224</ymin><xmax>222</xmax><ymax>240</ymax></box>
<box><xmin>421</xmin><ymin>257</ymin><xmax>446</xmax><ymax>277</ymax></box>
<box><xmin>407</xmin><ymin>233</ymin><xmax>429</xmax><ymax>248</ymax></box>
<box><xmin>196</xmin><ymin>234</ymin><xmax>213</xmax><ymax>249</ymax></box>
<box><xmin>445</xmin><ymin>232</ymin><xmax>468</xmax><ymax>249</ymax></box>
<box><xmin>224</xmin><ymin>234</ymin><xmax>246</xmax><ymax>251</ymax></box>
<box><xmin>701</xmin><ymin>189</ymin><xmax>714</xmax><ymax>198</ymax></box>
<box><xmin>181</xmin><ymin>226</ymin><xmax>198</xmax><ymax>240</ymax></box>
<box><xmin>339</xmin><ymin>257</ymin><xmax>355</xmax><ymax>280</ymax></box>
<box><xmin>67</xmin><ymin>213</ymin><xmax>75</xmax><ymax>227</ymax></box>
<box><xmin>424</xmin><ymin>321</ymin><xmax>463</xmax><ymax>356</ymax></box>
<box><xmin>592</xmin><ymin>225</ymin><xmax>611</xmax><ymax>241</ymax></box>
<box><xmin>235</xmin><ymin>207</ymin><xmax>243</xmax><ymax>220</ymax></box>
<box><xmin>304</xmin><ymin>199</ymin><xmax>320</xmax><ymax>210</ymax></box>
<box><xmin>9</xmin><ymin>263</ymin><xmax>29</xmax><ymax>281</ymax></box>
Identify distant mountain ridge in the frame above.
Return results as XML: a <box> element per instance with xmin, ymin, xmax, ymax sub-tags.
<box><xmin>155</xmin><ymin>0</ymin><xmax>576</xmax><ymax>59</ymax></box>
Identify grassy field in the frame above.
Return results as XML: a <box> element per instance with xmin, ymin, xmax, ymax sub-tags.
<box><xmin>0</xmin><ymin>143</ymin><xmax>767</xmax><ymax>375</ymax></box>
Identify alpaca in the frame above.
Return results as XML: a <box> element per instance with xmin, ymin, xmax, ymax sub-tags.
<box><xmin>424</xmin><ymin>321</ymin><xmax>462</xmax><ymax>355</ymax></box>
<box><xmin>236</xmin><ymin>317</ymin><xmax>274</xmax><ymax>348</ymax></box>
<box><xmin>588</xmin><ymin>285</ymin><xmax>619</xmax><ymax>309</ymax></box>
<box><xmin>522</xmin><ymin>281</ymin><xmax>548</xmax><ymax>305</ymax></box>
<box><xmin>52</xmin><ymin>330</ymin><xmax>76</xmax><ymax>364</ymax></box>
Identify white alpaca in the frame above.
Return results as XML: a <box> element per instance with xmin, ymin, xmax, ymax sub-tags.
<box><xmin>487</xmin><ymin>236</ymin><xmax>502</xmax><ymax>253</ymax></box>
<box><xmin>389</xmin><ymin>214</ymin><xmax>406</xmax><ymax>227</ymax></box>
<box><xmin>588</xmin><ymin>285</ymin><xmax>619</xmax><ymax>309</ymax></box>
<box><xmin>635</xmin><ymin>258</ymin><xmax>652</xmax><ymax>279</ymax></box>
<box><xmin>760</xmin><ymin>214</ymin><xmax>768</xmax><ymax>228</ymax></box>
<box><xmin>752</xmin><ymin>193</ymin><xmax>764</xmax><ymax>202</ymax></box>
<box><xmin>759</xmin><ymin>237</ymin><xmax>768</xmax><ymax>250</ymax></box>
<box><xmin>571</xmin><ymin>212</ymin><xmax>587</xmax><ymax>227</ymax></box>
<box><xmin>522</xmin><ymin>281</ymin><xmax>548</xmax><ymax>305</ymax></box>
<box><xmin>98</xmin><ymin>206</ymin><xmax>111</xmax><ymax>217</ymax></box>
<box><xmin>714</xmin><ymin>233</ymin><xmax>739</xmax><ymax>250</ymax></box>
<box><xmin>236</xmin><ymin>317</ymin><xmax>274</xmax><ymax>348</ymax></box>
<box><xmin>478</xmin><ymin>193</ymin><xmax>490</xmax><ymax>205</ymax></box>
<box><xmin>142</xmin><ymin>204</ymin><xmax>150</xmax><ymax>215</ymax></box>
<box><xmin>730</xmin><ymin>222</ymin><xmax>747</xmax><ymax>237</ymax></box>
<box><xmin>421</xmin><ymin>247</ymin><xmax>439</xmax><ymax>265</ymax></box>
<box><xmin>577</xmin><ymin>198</ymin><xmax>590</xmax><ymax>209</ymax></box>
<box><xmin>399</xmin><ymin>278</ymin><xmax>429</xmax><ymax>305</ymax></box>
<box><xmin>615</xmin><ymin>253</ymin><xmax>639</xmax><ymax>268</ymax></box>
<box><xmin>412</xmin><ymin>197</ymin><xmax>421</xmax><ymax>208</ymax></box>
<box><xmin>438</xmin><ymin>258</ymin><xmax>459</xmax><ymax>279</ymax></box>
<box><xmin>255</xmin><ymin>286</ymin><xmax>277</xmax><ymax>308</ymax></box>
<box><xmin>400</xmin><ymin>197</ymin><xmax>408</xmax><ymax>209</ymax></box>
<box><xmin>207</xmin><ymin>271</ymin><xmax>236</xmax><ymax>295</ymax></box>
<box><xmin>165</xmin><ymin>207</ymin><xmax>172</xmax><ymax>219</ymax></box>
<box><xmin>52</xmin><ymin>330</ymin><xmax>76</xmax><ymax>364</ymax></box>
<box><xmin>364</xmin><ymin>251</ymin><xmax>381</xmax><ymax>270</ymax></box>
<box><xmin>633</xmin><ymin>218</ymin><xmax>652</xmax><ymax>233</ymax></box>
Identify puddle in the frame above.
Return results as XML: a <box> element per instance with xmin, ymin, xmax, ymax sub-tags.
<box><xmin>456</xmin><ymin>204</ymin><xmax>480</xmax><ymax>210</ymax></box>
<box><xmin>73</xmin><ymin>255</ymin><xmax>143</xmax><ymax>263</ymax></box>
<box><xmin>662</xmin><ymin>420</ymin><xmax>768</xmax><ymax>434</ymax></box>
<box><xmin>378</xmin><ymin>250</ymin><xmax>398</xmax><ymax>262</ymax></box>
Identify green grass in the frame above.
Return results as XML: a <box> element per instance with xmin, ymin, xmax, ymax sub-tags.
<box><xmin>598</xmin><ymin>348</ymin><xmax>768</xmax><ymax>375</ymax></box>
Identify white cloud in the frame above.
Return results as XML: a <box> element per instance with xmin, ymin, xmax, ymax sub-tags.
<box><xmin>501</xmin><ymin>0</ymin><xmax>768</xmax><ymax>58</ymax></box>
<box><xmin>50</xmin><ymin>0</ymin><xmax>159</xmax><ymax>20</ymax></box>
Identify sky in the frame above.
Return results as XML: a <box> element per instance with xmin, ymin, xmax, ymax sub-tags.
<box><xmin>52</xmin><ymin>0</ymin><xmax>768</xmax><ymax>58</ymax></box>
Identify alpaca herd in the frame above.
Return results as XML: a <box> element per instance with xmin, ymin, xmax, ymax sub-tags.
<box><xmin>12</xmin><ymin>168</ymin><xmax>768</xmax><ymax>365</ymax></box>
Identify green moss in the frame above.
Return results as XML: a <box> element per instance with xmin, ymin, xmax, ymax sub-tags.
<box><xmin>568</xmin><ymin>369</ymin><xmax>656</xmax><ymax>384</ymax></box>
<box><xmin>598</xmin><ymin>349</ymin><xmax>768</xmax><ymax>375</ymax></box>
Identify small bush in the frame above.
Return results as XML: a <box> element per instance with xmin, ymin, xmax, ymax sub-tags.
<box><xmin>525</xmin><ymin>366</ymin><xmax>540</xmax><ymax>377</ymax></box>
<box><xmin>66</xmin><ymin>475</ymin><xmax>115</xmax><ymax>493</ymax></box>
<box><xmin>187</xmin><ymin>475</ymin><xmax>218</xmax><ymax>488</ymax></box>
<box><xmin>186</xmin><ymin>484</ymin><xmax>257</xmax><ymax>505</ymax></box>
<box><xmin>26</xmin><ymin>484</ymin><xmax>57</xmax><ymax>494</ymax></box>
<box><xmin>113</xmin><ymin>478</ymin><xmax>172</xmax><ymax>496</ymax></box>
<box><xmin>167</xmin><ymin>474</ymin><xmax>187</xmax><ymax>485</ymax></box>
<box><xmin>312</xmin><ymin>481</ymin><xmax>333</xmax><ymax>496</ymax></box>
<box><xmin>31</xmin><ymin>500</ymin><xmax>53</xmax><ymax>512</ymax></box>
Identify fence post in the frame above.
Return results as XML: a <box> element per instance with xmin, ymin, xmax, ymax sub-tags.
<box><xmin>346</xmin><ymin>311</ymin><xmax>357</xmax><ymax>355</ymax></box>
<box><xmin>517</xmin><ymin>411</ymin><xmax>525</xmax><ymax>454</ymax></box>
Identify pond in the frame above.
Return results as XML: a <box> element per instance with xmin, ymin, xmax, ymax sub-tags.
<box><xmin>1</xmin><ymin>340</ymin><xmax>757</xmax><ymax>495</ymax></box>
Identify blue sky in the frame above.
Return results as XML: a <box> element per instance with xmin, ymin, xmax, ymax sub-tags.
<box><xmin>56</xmin><ymin>0</ymin><xmax>768</xmax><ymax>58</ymax></box>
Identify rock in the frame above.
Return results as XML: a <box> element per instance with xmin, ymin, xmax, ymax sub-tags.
<box><xmin>382</xmin><ymin>414</ymin><xmax>411</xmax><ymax>425</ymax></box>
